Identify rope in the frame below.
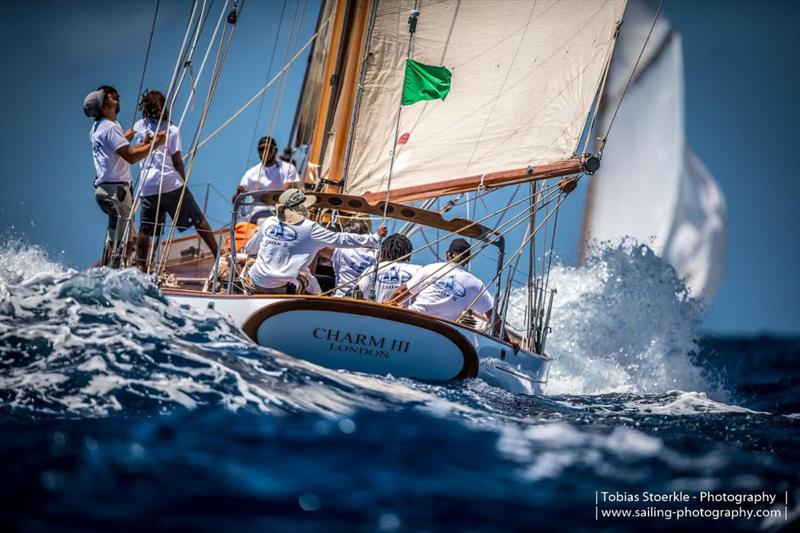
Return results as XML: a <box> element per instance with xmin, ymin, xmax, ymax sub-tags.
<box><xmin>265</xmin><ymin>0</ymin><xmax>306</xmax><ymax>151</ymax></box>
<box><xmin>194</xmin><ymin>13</ymin><xmax>335</xmax><ymax>152</ymax></box>
<box><xmin>391</xmin><ymin>192</ymin><xmax>564</xmax><ymax>311</ymax></box>
<box><xmin>323</xmin><ymin>187</ymin><xmax>562</xmax><ymax>298</ymax></box>
<box><xmin>145</xmin><ymin>0</ymin><xmax>232</xmax><ymax>272</ymax></box>
<box><xmin>130</xmin><ymin>0</ymin><xmax>161</xmax><ymax>129</ymax></box>
<box><xmin>458</xmin><ymin>193</ymin><xmax>569</xmax><ymax>331</ymax></box>
<box><xmin>156</xmin><ymin>2</ymin><xmax>241</xmax><ymax>276</ymax></box>
<box><xmin>245</xmin><ymin>0</ymin><xmax>288</xmax><ymax>169</ymax></box>
<box><xmin>176</xmin><ymin>0</ymin><xmax>232</xmax><ymax>130</ymax></box>
<box><xmin>118</xmin><ymin>0</ymin><xmax>203</xmax><ymax>265</ymax></box>
<box><xmin>599</xmin><ymin>0</ymin><xmax>664</xmax><ymax>153</ymax></box>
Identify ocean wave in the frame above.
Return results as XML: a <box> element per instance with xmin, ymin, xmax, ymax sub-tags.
<box><xmin>0</xmin><ymin>239</ymin><xmax>745</xmax><ymax>422</ymax></box>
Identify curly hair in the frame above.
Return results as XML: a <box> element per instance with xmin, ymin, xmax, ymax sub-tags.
<box><xmin>138</xmin><ymin>90</ymin><xmax>168</xmax><ymax>121</ymax></box>
<box><xmin>342</xmin><ymin>218</ymin><xmax>371</xmax><ymax>235</ymax></box>
<box><xmin>380</xmin><ymin>233</ymin><xmax>413</xmax><ymax>262</ymax></box>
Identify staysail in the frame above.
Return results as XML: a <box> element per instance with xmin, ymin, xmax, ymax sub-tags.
<box><xmin>342</xmin><ymin>0</ymin><xmax>627</xmax><ymax>200</ymax></box>
<box><xmin>583</xmin><ymin>0</ymin><xmax>726</xmax><ymax>301</ymax></box>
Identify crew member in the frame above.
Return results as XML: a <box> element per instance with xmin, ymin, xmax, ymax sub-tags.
<box><xmin>233</xmin><ymin>136</ymin><xmax>300</xmax><ymax>222</ymax></box>
<box><xmin>243</xmin><ymin>189</ymin><xmax>386</xmax><ymax>294</ymax></box>
<box><xmin>389</xmin><ymin>238</ymin><xmax>493</xmax><ymax>321</ymax></box>
<box><xmin>131</xmin><ymin>90</ymin><xmax>219</xmax><ymax>271</ymax></box>
<box><xmin>331</xmin><ymin>218</ymin><xmax>376</xmax><ymax>297</ymax></box>
<box><xmin>84</xmin><ymin>85</ymin><xmax>166</xmax><ymax>267</ymax></box>
<box><xmin>359</xmin><ymin>233</ymin><xmax>420</xmax><ymax>304</ymax></box>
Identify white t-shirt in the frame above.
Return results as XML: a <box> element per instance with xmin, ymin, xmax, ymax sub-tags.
<box><xmin>244</xmin><ymin>216</ymin><xmax>380</xmax><ymax>289</ymax></box>
<box><xmin>132</xmin><ymin>118</ymin><xmax>183</xmax><ymax>196</ymax></box>
<box><xmin>332</xmin><ymin>247</ymin><xmax>376</xmax><ymax>297</ymax></box>
<box><xmin>359</xmin><ymin>261</ymin><xmax>422</xmax><ymax>304</ymax></box>
<box><xmin>238</xmin><ymin>160</ymin><xmax>301</xmax><ymax>219</ymax></box>
<box><xmin>90</xmin><ymin>119</ymin><xmax>131</xmax><ymax>186</ymax></box>
<box><xmin>406</xmin><ymin>262</ymin><xmax>494</xmax><ymax>321</ymax></box>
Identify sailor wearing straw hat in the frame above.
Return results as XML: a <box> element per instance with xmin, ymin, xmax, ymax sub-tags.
<box><xmin>243</xmin><ymin>189</ymin><xmax>387</xmax><ymax>294</ymax></box>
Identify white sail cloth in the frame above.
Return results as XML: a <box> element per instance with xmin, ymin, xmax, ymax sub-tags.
<box><xmin>344</xmin><ymin>0</ymin><xmax>627</xmax><ymax>197</ymax></box>
<box><xmin>585</xmin><ymin>0</ymin><xmax>726</xmax><ymax>301</ymax></box>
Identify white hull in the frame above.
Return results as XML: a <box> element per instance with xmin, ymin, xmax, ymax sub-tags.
<box><xmin>165</xmin><ymin>290</ymin><xmax>550</xmax><ymax>394</ymax></box>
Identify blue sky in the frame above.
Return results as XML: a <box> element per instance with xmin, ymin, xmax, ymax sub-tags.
<box><xmin>0</xmin><ymin>0</ymin><xmax>798</xmax><ymax>335</ymax></box>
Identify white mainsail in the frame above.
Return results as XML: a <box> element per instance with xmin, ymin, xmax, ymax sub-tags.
<box><xmin>584</xmin><ymin>0</ymin><xmax>726</xmax><ymax>301</ymax></box>
<box><xmin>344</xmin><ymin>0</ymin><xmax>627</xmax><ymax>198</ymax></box>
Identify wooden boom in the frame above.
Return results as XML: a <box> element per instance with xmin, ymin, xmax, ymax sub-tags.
<box><xmin>359</xmin><ymin>157</ymin><xmax>596</xmax><ymax>203</ymax></box>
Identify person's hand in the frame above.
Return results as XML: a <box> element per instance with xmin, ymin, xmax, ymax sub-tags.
<box><xmin>152</xmin><ymin>130</ymin><xmax>167</xmax><ymax>147</ymax></box>
<box><xmin>376</xmin><ymin>224</ymin><xmax>388</xmax><ymax>238</ymax></box>
<box><xmin>143</xmin><ymin>132</ymin><xmax>154</xmax><ymax>144</ymax></box>
<box><xmin>232</xmin><ymin>185</ymin><xmax>246</xmax><ymax>204</ymax></box>
<box><xmin>124</xmin><ymin>128</ymin><xmax>135</xmax><ymax>141</ymax></box>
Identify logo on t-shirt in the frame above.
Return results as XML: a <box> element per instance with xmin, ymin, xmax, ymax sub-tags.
<box><xmin>378</xmin><ymin>267</ymin><xmax>413</xmax><ymax>286</ymax></box>
<box><xmin>265</xmin><ymin>223</ymin><xmax>298</xmax><ymax>242</ymax></box>
<box><xmin>433</xmin><ymin>275</ymin><xmax>466</xmax><ymax>298</ymax></box>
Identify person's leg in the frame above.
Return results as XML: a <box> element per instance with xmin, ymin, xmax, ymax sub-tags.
<box><xmin>135</xmin><ymin>194</ymin><xmax>161</xmax><ymax>272</ymax></box>
<box><xmin>109</xmin><ymin>185</ymin><xmax>135</xmax><ymax>268</ymax></box>
<box><xmin>171</xmin><ymin>188</ymin><xmax>219</xmax><ymax>258</ymax></box>
<box><xmin>134</xmin><ymin>234</ymin><xmax>151</xmax><ymax>272</ymax></box>
<box><xmin>194</xmin><ymin>217</ymin><xmax>219</xmax><ymax>258</ymax></box>
<box><xmin>95</xmin><ymin>184</ymin><xmax>119</xmax><ymax>267</ymax></box>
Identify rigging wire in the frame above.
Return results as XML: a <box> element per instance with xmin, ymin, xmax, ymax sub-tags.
<box><xmin>244</xmin><ymin>0</ymin><xmax>289</xmax><ymax>168</ymax></box>
<box><xmin>118</xmin><ymin>0</ymin><xmax>202</xmax><ymax>265</ymax></box>
<box><xmin>193</xmin><ymin>13</ymin><xmax>335</xmax><ymax>152</ymax></box>
<box><xmin>598</xmin><ymin>0</ymin><xmax>664</xmax><ymax>154</ymax></box>
<box><xmin>130</xmin><ymin>0</ymin><xmax>161</xmax><ymax>129</ymax></box>
<box><xmin>146</xmin><ymin>0</ymin><xmax>233</xmax><ymax>272</ymax></box>
<box><xmin>157</xmin><ymin>1</ymin><xmax>243</xmax><ymax>275</ymax></box>
<box><xmin>323</xmin><ymin>186</ymin><xmax>562</xmax><ymax>298</ymax></box>
<box><xmin>265</xmin><ymin>0</ymin><xmax>306</xmax><ymax>149</ymax></box>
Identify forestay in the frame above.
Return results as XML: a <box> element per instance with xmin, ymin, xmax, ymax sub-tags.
<box><xmin>584</xmin><ymin>0</ymin><xmax>726</xmax><ymax>301</ymax></box>
<box><xmin>344</xmin><ymin>0</ymin><xmax>627</xmax><ymax>198</ymax></box>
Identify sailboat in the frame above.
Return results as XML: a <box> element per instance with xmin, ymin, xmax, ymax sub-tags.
<box><xmin>582</xmin><ymin>0</ymin><xmax>726</xmax><ymax>302</ymax></box>
<box><xmin>151</xmin><ymin>0</ymin><xmax>629</xmax><ymax>394</ymax></box>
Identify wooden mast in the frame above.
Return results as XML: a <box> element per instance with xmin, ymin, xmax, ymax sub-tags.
<box><xmin>304</xmin><ymin>0</ymin><xmax>348</xmax><ymax>185</ymax></box>
<box><xmin>323</xmin><ymin>0</ymin><xmax>371</xmax><ymax>193</ymax></box>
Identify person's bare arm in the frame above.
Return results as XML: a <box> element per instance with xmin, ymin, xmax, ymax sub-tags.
<box><xmin>117</xmin><ymin>131</ymin><xmax>166</xmax><ymax>164</ymax></box>
<box><xmin>171</xmin><ymin>151</ymin><xmax>187</xmax><ymax>181</ymax></box>
<box><xmin>388</xmin><ymin>284</ymin><xmax>411</xmax><ymax>306</ymax></box>
<box><xmin>232</xmin><ymin>185</ymin><xmax>247</xmax><ymax>204</ymax></box>
<box><xmin>124</xmin><ymin>129</ymin><xmax>135</xmax><ymax>141</ymax></box>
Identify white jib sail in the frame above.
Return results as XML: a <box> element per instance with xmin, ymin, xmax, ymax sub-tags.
<box><xmin>585</xmin><ymin>0</ymin><xmax>726</xmax><ymax>301</ymax></box>
<box><xmin>344</xmin><ymin>0</ymin><xmax>627</xmax><ymax>197</ymax></box>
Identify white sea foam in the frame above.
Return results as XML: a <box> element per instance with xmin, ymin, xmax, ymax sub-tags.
<box><xmin>506</xmin><ymin>240</ymin><xmax>727</xmax><ymax>399</ymax></box>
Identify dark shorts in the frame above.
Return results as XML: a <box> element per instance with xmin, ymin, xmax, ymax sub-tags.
<box><xmin>140</xmin><ymin>188</ymin><xmax>205</xmax><ymax>236</ymax></box>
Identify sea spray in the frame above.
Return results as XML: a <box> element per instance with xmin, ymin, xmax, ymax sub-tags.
<box><xmin>507</xmin><ymin>240</ymin><xmax>724</xmax><ymax>398</ymax></box>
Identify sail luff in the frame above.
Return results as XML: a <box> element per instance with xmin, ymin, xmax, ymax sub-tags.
<box><xmin>324</xmin><ymin>0</ymin><xmax>372</xmax><ymax>192</ymax></box>
<box><xmin>304</xmin><ymin>0</ymin><xmax>348</xmax><ymax>184</ymax></box>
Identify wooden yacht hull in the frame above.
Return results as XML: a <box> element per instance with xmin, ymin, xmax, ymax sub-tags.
<box><xmin>164</xmin><ymin>290</ymin><xmax>550</xmax><ymax>394</ymax></box>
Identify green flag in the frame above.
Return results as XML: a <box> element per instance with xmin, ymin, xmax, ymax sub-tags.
<box><xmin>402</xmin><ymin>59</ymin><xmax>452</xmax><ymax>106</ymax></box>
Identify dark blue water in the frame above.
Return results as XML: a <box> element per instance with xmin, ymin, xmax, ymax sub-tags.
<box><xmin>1</xmin><ymin>242</ymin><xmax>798</xmax><ymax>531</ymax></box>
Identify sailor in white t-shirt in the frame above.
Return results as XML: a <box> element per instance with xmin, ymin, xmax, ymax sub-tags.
<box><xmin>331</xmin><ymin>219</ymin><xmax>376</xmax><ymax>297</ymax></box>
<box><xmin>130</xmin><ymin>90</ymin><xmax>219</xmax><ymax>271</ymax></box>
<box><xmin>84</xmin><ymin>85</ymin><xmax>166</xmax><ymax>267</ymax></box>
<box><xmin>390</xmin><ymin>238</ymin><xmax>493</xmax><ymax>322</ymax></box>
<box><xmin>358</xmin><ymin>233</ymin><xmax>421</xmax><ymax>304</ymax></box>
<box><xmin>243</xmin><ymin>189</ymin><xmax>386</xmax><ymax>294</ymax></box>
<box><xmin>234</xmin><ymin>136</ymin><xmax>300</xmax><ymax>222</ymax></box>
